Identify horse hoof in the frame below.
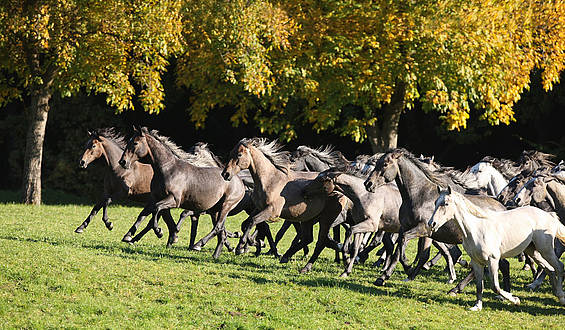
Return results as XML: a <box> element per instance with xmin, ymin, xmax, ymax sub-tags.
<box><xmin>122</xmin><ymin>234</ymin><xmax>133</xmax><ymax>243</ymax></box>
<box><xmin>458</xmin><ymin>259</ymin><xmax>469</xmax><ymax>268</ymax></box>
<box><xmin>105</xmin><ymin>222</ymin><xmax>113</xmax><ymax>231</ymax></box>
<box><xmin>559</xmin><ymin>297</ymin><xmax>565</xmax><ymax>306</ymax></box>
<box><xmin>374</xmin><ymin>278</ymin><xmax>385</xmax><ymax>286</ymax></box>
<box><xmin>75</xmin><ymin>227</ymin><xmax>84</xmax><ymax>234</ymax></box>
<box><xmin>469</xmin><ymin>305</ymin><xmax>482</xmax><ymax>312</ymax></box>
<box><xmin>233</xmin><ymin>231</ymin><xmax>242</xmax><ymax>238</ymax></box>
<box><xmin>525</xmin><ymin>283</ymin><xmax>539</xmax><ymax>291</ymax></box>
<box><xmin>155</xmin><ymin>228</ymin><xmax>163</xmax><ymax>238</ymax></box>
<box><xmin>513</xmin><ymin>297</ymin><xmax>520</xmax><ymax>306</ymax></box>
<box><xmin>339</xmin><ymin>272</ymin><xmax>349</xmax><ymax>278</ymax></box>
<box><xmin>422</xmin><ymin>264</ymin><xmax>431</xmax><ymax>271</ymax></box>
<box><xmin>191</xmin><ymin>244</ymin><xmax>202</xmax><ymax>251</ymax></box>
<box><xmin>300</xmin><ymin>266</ymin><xmax>311</xmax><ymax>274</ymax></box>
<box><xmin>447</xmin><ymin>279</ymin><xmax>456</xmax><ymax>284</ymax></box>
<box><xmin>447</xmin><ymin>290</ymin><xmax>458</xmax><ymax>297</ymax></box>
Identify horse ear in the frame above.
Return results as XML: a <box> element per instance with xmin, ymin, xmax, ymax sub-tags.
<box><xmin>132</xmin><ymin>125</ymin><xmax>139</xmax><ymax>133</ymax></box>
<box><xmin>437</xmin><ymin>185</ymin><xmax>442</xmax><ymax>194</ymax></box>
<box><xmin>87</xmin><ymin>129</ymin><xmax>93</xmax><ymax>136</ymax></box>
<box><xmin>447</xmin><ymin>185</ymin><xmax>452</xmax><ymax>194</ymax></box>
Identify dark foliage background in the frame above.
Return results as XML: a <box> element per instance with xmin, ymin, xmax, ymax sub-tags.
<box><xmin>1</xmin><ymin>70</ymin><xmax>564</xmax><ymax>200</ymax></box>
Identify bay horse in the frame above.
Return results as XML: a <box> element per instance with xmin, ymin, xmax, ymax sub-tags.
<box><xmin>76</xmin><ymin>128</ymin><xmax>177</xmax><ymax>235</ymax></box>
<box><xmin>119</xmin><ymin>127</ymin><xmax>245</xmax><ymax>258</ymax></box>
<box><xmin>364</xmin><ymin>149</ymin><xmax>508</xmax><ymax>294</ymax></box>
<box><xmin>221</xmin><ymin>138</ymin><xmax>347</xmax><ymax>269</ymax></box>
<box><xmin>429</xmin><ymin>186</ymin><xmax>565</xmax><ymax>311</ymax></box>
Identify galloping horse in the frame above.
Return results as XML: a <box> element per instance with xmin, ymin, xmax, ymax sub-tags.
<box><xmin>76</xmin><ymin>128</ymin><xmax>159</xmax><ymax>234</ymax></box>
<box><xmin>221</xmin><ymin>138</ymin><xmax>347</xmax><ymax>270</ymax></box>
<box><xmin>364</xmin><ymin>149</ymin><xmax>508</xmax><ymax>293</ymax></box>
<box><xmin>429</xmin><ymin>187</ymin><xmax>565</xmax><ymax>311</ymax></box>
<box><xmin>119</xmin><ymin>127</ymin><xmax>246</xmax><ymax>258</ymax></box>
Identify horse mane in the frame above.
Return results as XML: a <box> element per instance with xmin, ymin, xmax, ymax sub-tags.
<box><xmin>394</xmin><ymin>148</ymin><xmax>457</xmax><ymax>188</ymax></box>
<box><xmin>294</xmin><ymin>145</ymin><xmax>348</xmax><ymax>166</ymax></box>
<box><xmin>325</xmin><ymin>164</ymin><xmax>371</xmax><ymax>179</ymax></box>
<box><xmin>146</xmin><ymin>129</ymin><xmax>193</xmax><ymax>161</ymax></box>
<box><xmin>518</xmin><ymin>150</ymin><xmax>556</xmax><ymax>173</ymax></box>
<box><xmin>452</xmin><ymin>191</ymin><xmax>492</xmax><ymax>219</ymax></box>
<box><xmin>186</xmin><ymin>142</ymin><xmax>224</xmax><ymax>167</ymax></box>
<box><xmin>240</xmin><ymin>137</ymin><xmax>291</xmax><ymax>173</ymax></box>
<box><xmin>479</xmin><ymin>156</ymin><xmax>519</xmax><ymax>179</ymax></box>
<box><xmin>93</xmin><ymin>127</ymin><xmax>127</xmax><ymax>149</ymax></box>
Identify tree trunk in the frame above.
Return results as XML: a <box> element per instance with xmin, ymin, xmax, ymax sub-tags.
<box><xmin>22</xmin><ymin>85</ymin><xmax>52</xmax><ymax>205</ymax></box>
<box><xmin>367</xmin><ymin>82</ymin><xmax>407</xmax><ymax>153</ymax></box>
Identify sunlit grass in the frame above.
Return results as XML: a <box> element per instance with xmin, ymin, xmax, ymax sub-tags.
<box><xmin>0</xmin><ymin>190</ymin><xmax>564</xmax><ymax>328</ymax></box>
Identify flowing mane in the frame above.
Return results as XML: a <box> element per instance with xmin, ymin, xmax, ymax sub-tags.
<box><xmin>479</xmin><ymin>156</ymin><xmax>519</xmax><ymax>179</ymax></box>
<box><xmin>240</xmin><ymin>137</ymin><xmax>291</xmax><ymax>173</ymax></box>
<box><xmin>294</xmin><ymin>145</ymin><xmax>347</xmax><ymax>166</ymax></box>
<box><xmin>186</xmin><ymin>142</ymin><xmax>224</xmax><ymax>167</ymax></box>
<box><xmin>92</xmin><ymin>127</ymin><xmax>127</xmax><ymax>149</ymax></box>
<box><xmin>519</xmin><ymin>150</ymin><xmax>556</xmax><ymax>170</ymax></box>
<box><xmin>394</xmin><ymin>149</ymin><xmax>455</xmax><ymax>188</ymax></box>
<box><xmin>146</xmin><ymin>129</ymin><xmax>193</xmax><ymax>161</ymax></box>
<box><xmin>324</xmin><ymin>164</ymin><xmax>371</xmax><ymax>179</ymax></box>
<box><xmin>451</xmin><ymin>190</ymin><xmax>492</xmax><ymax>219</ymax></box>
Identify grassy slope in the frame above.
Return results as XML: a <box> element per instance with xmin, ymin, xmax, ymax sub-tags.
<box><xmin>0</xmin><ymin>191</ymin><xmax>564</xmax><ymax>328</ymax></box>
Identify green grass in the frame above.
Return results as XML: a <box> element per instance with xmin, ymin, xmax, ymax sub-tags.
<box><xmin>0</xmin><ymin>190</ymin><xmax>564</xmax><ymax>328</ymax></box>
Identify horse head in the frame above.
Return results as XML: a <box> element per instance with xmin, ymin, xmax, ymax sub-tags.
<box><xmin>223</xmin><ymin>140</ymin><xmax>252</xmax><ymax>181</ymax></box>
<box><xmin>119</xmin><ymin>126</ymin><xmax>150</xmax><ymax>169</ymax></box>
<box><xmin>80</xmin><ymin>130</ymin><xmax>104</xmax><ymax>168</ymax></box>
<box><xmin>428</xmin><ymin>185</ymin><xmax>455</xmax><ymax>231</ymax></box>
<box><xmin>364</xmin><ymin>150</ymin><xmax>401</xmax><ymax>192</ymax></box>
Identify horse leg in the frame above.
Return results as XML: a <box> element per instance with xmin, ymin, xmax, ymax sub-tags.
<box><xmin>499</xmin><ymin>258</ymin><xmax>511</xmax><ymax>292</ymax></box>
<box><xmin>192</xmin><ymin>212</ymin><xmax>220</xmax><ymax>251</ymax></box>
<box><xmin>271</xmin><ymin>220</ymin><xmax>292</xmax><ymax>255</ymax></box>
<box><xmin>340</xmin><ymin>233</ymin><xmax>365</xmax><ymax>278</ymax></box>
<box><xmin>358</xmin><ymin>231</ymin><xmax>384</xmax><ymax>264</ymax></box>
<box><xmin>487</xmin><ymin>257</ymin><xmax>520</xmax><ymax>305</ymax></box>
<box><xmin>235</xmin><ymin>207</ymin><xmax>274</xmax><ymax>255</ymax></box>
<box><xmin>75</xmin><ymin>198</ymin><xmax>108</xmax><ymax>233</ymax></box>
<box><xmin>122</xmin><ymin>203</ymin><xmax>153</xmax><ymax>242</ymax></box>
<box><xmin>281</xmin><ymin>221</ymin><xmax>314</xmax><ymax>263</ymax></box>
<box><xmin>470</xmin><ymin>261</ymin><xmax>484</xmax><ymax>311</ymax></box>
<box><xmin>333</xmin><ymin>225</ymin><xmax>341</xmax><ymax>263</ymax></box>
<box><xmin>532</xmin><ymin>242</ymin><xmax>565</xmax><ymax>305</ymax></box>
<box><xmin>295</xmin><ymin>223</ymin><xmax>309</xmax><ymax>256</ymax></box>
<box><xmin>448</xmin><ymin>269</ymin><xmax>475</xmax><ymax>296</ymax></box>
<box><xmin>375</xmin><ymin>230</ymin><xmax>407</xmax><ymax>286</ymax></box>
<box><xmin>161</xmin><ymin>210</ymin><xmax>178</xmax><ymax>247</ymax></box>
<box><xmin>381</xmin><ymin>233</ymin><xmax>396</xmax><ymax>269</ymax></box>
<box><xmin>97</xmin><ymin>196</ymin><xmax>112</xmax><ymax>230</ymax></box>
<box><xmin>300</xmin><ymin>208</ymin><xmax>339</xmax><ymax>273</ymax></box>
<box><xmin>260</xmin><ymin>223</ymin><xmax>279</xmax><ymax>257</ymax></box>
<box><xmin>129</xmin><ymin>212</ymin><xmax>158</xmax><ymax>244</ymax></box>
<box><xmin>405</xmin><ymin>237</ymin><xmax>434</xmax><ymax>281</ymax></box>
<box><xmin>422</xmin><ymin>251</ymin><xmax>442</xmax><ymax>271</ymax></box>
<box><xmin>132</xmin><ymin>195</ymin><xmax>176</xmax><ymax>243</ymax></box>
<box><xmin>432</xmin><ymin>242</ymin><xmax>457</xmax><ymax>283</ymax></box>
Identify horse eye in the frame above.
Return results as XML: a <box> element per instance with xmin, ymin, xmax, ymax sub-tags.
<box><xmin>237</xmin><ymin>153</ymin><xmax>242</xmax><ymax>158</ymax></box>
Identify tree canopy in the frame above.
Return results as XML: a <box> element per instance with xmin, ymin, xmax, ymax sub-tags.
<box><xmin>177</xmin><ymin>0</ymin><xmax>565</xmax><ymax>151</ymax></box>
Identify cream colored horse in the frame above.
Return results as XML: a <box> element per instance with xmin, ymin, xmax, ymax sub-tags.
<box><xmin>428</xmin><ymin>186</ymin><xmax>565</xmax><ymax>311</ymax></box>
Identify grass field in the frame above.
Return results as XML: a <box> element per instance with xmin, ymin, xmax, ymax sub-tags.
<box><xmin>0</xmin><ymin>190</ymin><xmax>564</xmax><ymax>328</ymax></box>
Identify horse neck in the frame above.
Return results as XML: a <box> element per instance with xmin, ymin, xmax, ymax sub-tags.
<box><xmin>452</xmin><ymin>195</ymin><xmax>484</xmax><ymax>240</ymax></box>
<box><xmin>335</xmin><ymin>174</ymin><xmax>366</xmax><ymax>206</ymax></box>
<box><xmin>145</xmin><ymin>134</ymin><xmax>178</xmax><ymax>173</ymax></box>
<box><xmin>489</xmin><ymin>168</ymin><xmax>508</xmax><ymax>194</ymax></box>
<box><xmin>396</xmin><ymin>156</ymin><xmax>435</xmax><ymax>206</ymax></box>
<box><xmin>101</xmin><ymin>138</ymin><xmax>126</xmax><ymax>172</ymax></box>
<box><xmin>248</xmin><ymin>147</ymin><xmax>287</xmax><ymax>191</ymax></box>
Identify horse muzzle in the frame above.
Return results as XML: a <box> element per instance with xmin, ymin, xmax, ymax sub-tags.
<box><xmin>119</xmin><ymin>159</ymin><xmax>130</xmax><ymax>169</ymax></box>
<box><xmin>79</xmin><ymin>160</ymin><xmax>88</xmax><ymax>169</ymax></box>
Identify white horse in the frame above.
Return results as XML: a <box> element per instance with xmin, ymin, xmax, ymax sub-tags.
<box><xmin>428</xmin><ymin>186</ymin><xmax>565</xmax><ymax>311</ymax></box>
<box><xmin>469</xmin><ymin>161</ymin><xmax>508</xmax><ymax>197</ymax></box>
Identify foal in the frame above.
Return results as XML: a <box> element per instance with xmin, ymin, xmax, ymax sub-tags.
<box><xmin>429</xmin><ymin>186</ymin><xmax>565</xmax><ymax>311</ymax></box>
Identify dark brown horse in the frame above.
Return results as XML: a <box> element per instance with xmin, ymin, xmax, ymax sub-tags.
<box><xmin>76</xmin><ymin>128</ymin><xmax>154</xmax><ymax>233</ymax></box>
<box><xmin>119</xmin><ymin>127</ymin><xmax>246</xmax><ymax>258</ymax></box>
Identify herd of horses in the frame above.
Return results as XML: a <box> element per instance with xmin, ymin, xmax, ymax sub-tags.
<box><xmin>76</xmin><ymin>126</ymin><xmax>565</xmax><ymax>311</ymax></box>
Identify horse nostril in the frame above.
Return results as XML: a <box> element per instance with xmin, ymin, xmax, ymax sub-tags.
<box><xmin>79</xmin><ymin>160</ymin><xmax>85</xmax><ymax>167</ymax></box>
<box><xmin>119</xmin><ymin>159</ymin><xmax>126</xmax><ymax>167</ymax></box>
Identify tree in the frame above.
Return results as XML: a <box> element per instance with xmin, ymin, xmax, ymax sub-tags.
<box><xmin>0</xmin><ymin>0</ymin><xmax>182</xmax><ymax>204</ymax></box>
<box><xmin>177</xmin><ymin>0</ymin><xmax>565</xmax><ymax>153</ymax></box>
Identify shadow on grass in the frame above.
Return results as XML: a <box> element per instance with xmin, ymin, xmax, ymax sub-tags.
<box><xmin>2</xmin><ymin>233</ymin><xmax>564</xmax><ymax>315</ymax></box>
<box><xmin>0</xmin><ymin>189</ymin><xmax>146</xmax><ymax>207</ymax></box>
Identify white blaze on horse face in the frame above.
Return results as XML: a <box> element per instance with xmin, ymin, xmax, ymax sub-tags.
<box><xmin>429</xmin><ymin>193</ymin><xmax>451</xmax><ymax>231</ymax></box>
